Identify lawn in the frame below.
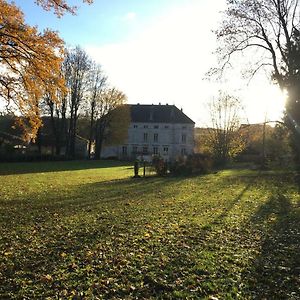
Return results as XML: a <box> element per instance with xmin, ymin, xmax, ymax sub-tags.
<box><xmin>0</xmin><ymin>161</ymin><xmax>299</xmax><ymax>299</ymax></box>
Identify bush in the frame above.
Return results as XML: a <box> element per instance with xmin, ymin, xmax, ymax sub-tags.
<box><xmin>152</xmin><ymin>156</ymin><xmax>168</xmax><ymax>176</ymax></box>
<box><xmin>170</xmin><ymin>154</ymin><xmax>212</xmax><ymax>176</ymax></box>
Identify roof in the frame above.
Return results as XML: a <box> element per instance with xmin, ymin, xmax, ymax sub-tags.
<box><xmin>129</xmin><ymin>104</ymin><xmax>195</xmax><ymax>124</ymax></box>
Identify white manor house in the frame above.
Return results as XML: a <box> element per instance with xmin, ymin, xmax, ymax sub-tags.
<box><xmin>101</xmin><ymin>104</ymin><xmax>195</xmax><ymax>161</ymax></box>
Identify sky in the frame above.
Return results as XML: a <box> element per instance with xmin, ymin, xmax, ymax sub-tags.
<box><xmin>11</xmin><ymin>0</ymin><xmax>286</xmax><ymax>126</ymax></box>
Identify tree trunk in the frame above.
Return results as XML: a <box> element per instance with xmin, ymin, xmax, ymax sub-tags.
<box><xmin>88</xmin><ymin>101</ymin><xmax>95</xmax><ymax>159</ymax></box>
<box><xmin>36</xmin><ymin>128</ymin><xmax>42</xmax><ymax>156</ymax></box>
<box><xmin>60</xmin><ymin>100</ymin><xmax>67</xmax><ymax>156</ymax></box>
<box><xmin>94</xmin><ymin>120</ymin><xmax>104</xmax><ymax>160</ymax></box>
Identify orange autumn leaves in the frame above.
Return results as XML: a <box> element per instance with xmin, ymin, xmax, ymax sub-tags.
<box><xmin>0</xmin><ymin>0</ymin><xmax>91</xmax><ymax>140</ymax></box>
<box><xmin>35</xmin><ymin>0</ymin><xmax>93</xmax><ymax>17</ymax></box>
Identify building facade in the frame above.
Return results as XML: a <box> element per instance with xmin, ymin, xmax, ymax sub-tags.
<box><xmin>101</xmin><ymin>104</ymin><xmax>195</xmax><ymax>161</ymax></box>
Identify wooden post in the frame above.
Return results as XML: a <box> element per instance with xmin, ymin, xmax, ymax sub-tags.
<box><xmin>134</xmin><ymin>160</ymin><xmax>139</xmax><ymax>178</ymax></box>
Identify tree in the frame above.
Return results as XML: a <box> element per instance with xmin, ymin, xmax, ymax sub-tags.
<box><xmin>268</xmin><ymin>123</ymin><xmax>292</xmax><ymax>164</ymax></box>
<box><xmin>0</xmin><ymin>0</ymin><xmax>65</xmax><ymax>140</ymax></box>
<box><xmin>41</xmin><ymin>88</ymin><xmax>67</xmax><ymax>156</ymax></box>
<box><xmin>94</xmin><ymin>88</ymin><xmax>129</xmax><ymax>160</ymax></box>
<box><xmin>239</xmin><ymin>122</ymin><xmax>287</xmax><ymax>164</ymax></box>
<box><xmin>64</xmin><ymin>47</ymin><xmax>91</xmax><ymax>158</ymax></box>
<box><xmin>207</xmin><ymin>92</ymin><xmax>245</xmax><ymax>165</ymax></box>
<box><xmin>0</xmin><ymin>0</ymin><xmax>92</xmax><ymax>140</ymax></box>
<box><xmin>214</xmin><ymin>0</ymin><xmax>300</xmax><ymax>172</ymax></box>
<box><xmin>86</xmin><ymin>62</ymin><xmax>107</xmax><ymax>159</ymax></box>
<box><xmin>194</xmin><ymin>128</ymin><xmax>212</xmax><ymax>154</ymax></box>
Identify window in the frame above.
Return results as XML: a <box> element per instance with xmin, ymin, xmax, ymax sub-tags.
<box><xmin>165</xmin><ymin>125</ymin><xmax>169</xmax><ymax>129</ymax></box>
<box><xmin>122</xmin><ymin>146</ymin><xmax>127</xmax><ymax>155</ymax></box>
<box><xmin>133</xmin><ymin>124</ymin><xmax>138</xmax><ymax>128</ymax></box>
<box><xmin>182</xmin><ymin>134</ymin><xmax>186</xmax><ymax>143</ymax></box>
<box><xmin>143</xmin><ymin>133</ymin><xmax>148</xmax><ymax>142</ymax></box>
<box><xmin>153</xmin><ymin>147</ymin><xmax>158</xmax><ymax>155</ymax></box>
<box><xmin>132</xmin><ymin>146</ymin><xmax>138</xmax><ymax>154</ymax></box>
<box><xmin>144</xmin><ymin>125</ymin><xmax>148</xmax><ymax>128</ymax></box>
<box><xmin>182</xmin><ymin>126</ymin><xmax>186</xmax><ymax>129</ymax></box>
<box><xmin>154</xmin><ymin>133</ymin><xmax>158</xmax><ymax>142</ymax></box>
<box><xmin>163</xmin><ymin>147</ymin><xmax>169</xmax><ymax>154</ymax></box>
<box><xmin>142</xmin><ymin>147</ymin><xmax>148</xmax><ymax>154</ymax></box>
<box><xmin>181</xmin><ymin>148</ymin><xmax>186</xmax><ymax>156</ymax></box>
<box><xmin>154</xmin><ymin>125</ymin><xmax>159</xmax><ymax>129</ymax></box>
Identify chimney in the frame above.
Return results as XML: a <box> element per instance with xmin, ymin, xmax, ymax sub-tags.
<box><xmin>149</xmin><ymin>106</ymin><xmax>153</xmax><ymax>121</ymax></box>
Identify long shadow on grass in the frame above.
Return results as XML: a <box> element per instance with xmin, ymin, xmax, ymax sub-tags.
<box><xmin>0</xmin><ymin>159</ymin><xmax>129</xmax><ymax>175</ymax></box>
<box><xmin>0</xmin><ymin>175</ymin><xmax>196</xmax><ymax>298</ymax></box>
<box><xmin>209</xmin><ymin>174</ymin><xmax>258</xmax><ymax>227</ymax></box>
<box><xmin>0</xmin><ymin>172</ymin><xmax>259</xmax><ymax>298</ymax></box>
<box><xmin>241</xmin><ymin>186</ymin><xmax>300</xmax><ymax>298</ymax></box>
<box><xmin>0</xmin><ymin>172</ymin><xmax>260</xmax><ymax>298</ymax></box>
<box><xmin>1</xmin><ymin>172</ymin><xmax>297</xmax><ymax>299</ymax></box>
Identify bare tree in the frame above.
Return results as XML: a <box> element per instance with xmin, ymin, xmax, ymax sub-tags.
<box><xmin>207</xmin><ymin>92</ymin><xmax>245</xmax><ymax>164</ymax></box>
<box><xmin>214</xmin><ymin>0</ymin><xmax>300</xmax><ymax>170</ymax></box>
<box><xmin>64</xmin><ymin>46</ymin><xmax>91</xmax><ymax>158</ymax></box>
<box><xmin>86</xmin><ymin>62</ymin><xmax>107</xmax><ymax>158</ymax></box>
<box><xmin>42</xmin><ymin>87</ymin><xmax>67</xmax><ymax>156</ymax></box>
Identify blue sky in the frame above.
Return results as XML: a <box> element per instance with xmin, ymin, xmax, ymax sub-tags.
<box><xmin>12</xmin><ymin>0</ymin><xmax>285</xmax><ymax>125</ymax></box>
<box><xmin>14</xmin><ymin>0</ymin><xmax>186</xmax><ymax>46</ymax></box>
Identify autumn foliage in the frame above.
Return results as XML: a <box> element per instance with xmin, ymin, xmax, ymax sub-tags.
<box><xmin>35</xmin><ymin>0</ymin><xmax>93</xmax><ymax>16</ymax></box>
<box><xmin>0</xmin><ymin>0</ymin><xmax>66</xmax><ymax>139</ymax></box>
<box><xmin>0</xmin><ymin>0</ymin><xmax>93</xmax><ymax>140</ymax></box>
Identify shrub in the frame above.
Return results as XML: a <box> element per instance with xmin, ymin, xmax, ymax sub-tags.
<box><xmin>152</xmin><ymin>156</ymin><xmax>168</xmax><ymax>176</ymax></box>
<box><xmin>170</xmin><ymin>153</ymin><xmax>212</xmax><ymax>176</ymax></box>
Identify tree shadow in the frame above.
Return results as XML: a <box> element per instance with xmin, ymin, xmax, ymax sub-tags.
<box><xmin>1</xmin><ymin>170</ymin><xmax>299</xmax><ymax>298</ymax></box>
<box><xmin>0</xmin><ymin>160</ymin><xmax>130</xmax><ymax>175</ymax></box>
<box><xmin>209</xmin><ymin>174</ymin><xmax>258</xmax><ymax>226</ymax></box>
<box><xmin>0</xmin><ymin>176</ymin><xmax>183</xmax><ymax>230</ymax></box>
<box><xmin>0</xmin><ymin>175</ymin><xmax>199</xmax><ymax>298</ymax></box>
<box><xmin>241</xmin><ymin>190</ymin><xmax>300</xmax><ymax>298</ymax></box>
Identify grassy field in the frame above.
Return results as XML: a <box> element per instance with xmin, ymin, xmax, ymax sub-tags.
<box><xmin>0</xmin><ymin>161</ymin><xmax>299</xmax><ymax>299</ymax></box>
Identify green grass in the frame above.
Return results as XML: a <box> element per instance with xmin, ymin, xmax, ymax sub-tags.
<box><xmin>0</xmin><ymin>161</ymin><xmax>299</xmax><ymax>299</ymax></box>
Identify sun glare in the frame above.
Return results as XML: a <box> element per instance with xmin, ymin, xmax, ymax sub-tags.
<box><xmin>243</xmin><ymin>83</ymin><xmax>286</xmax><ymax>124</ymax></box>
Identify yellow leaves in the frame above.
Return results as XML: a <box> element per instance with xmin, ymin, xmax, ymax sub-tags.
<box><xmin>0</xmin><ymin>0</ymin><xmax>66</xmax><ymax>140</ymax></box>
<box><xmin>60</xmin><ymin>252</ymin><xmax>67</xmax><ymax>258</ymax></box>
<box><xmin>41</xmin><ymin>274</ymin><xmax>53</xmax><ymax>282</ymax></box>
<box><xmin>144</xmin><ymin>232</ymin><xmax>151</xmax><ymax>238</ymax></box>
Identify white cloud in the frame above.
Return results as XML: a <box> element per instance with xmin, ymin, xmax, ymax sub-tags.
<box><xmin>86</xmin><ymin>1</ymin><xmax>223</xmax><ymax>126</ymax></box>
<box><xmin>122</xmin><ymin>12</ymin><xmax>136</xmax><ymax>22</ymax></box>
<box><xmin>85</xmin><ymin>0</ymin><xmax>284</xmax><ymax>126</ymax></box>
